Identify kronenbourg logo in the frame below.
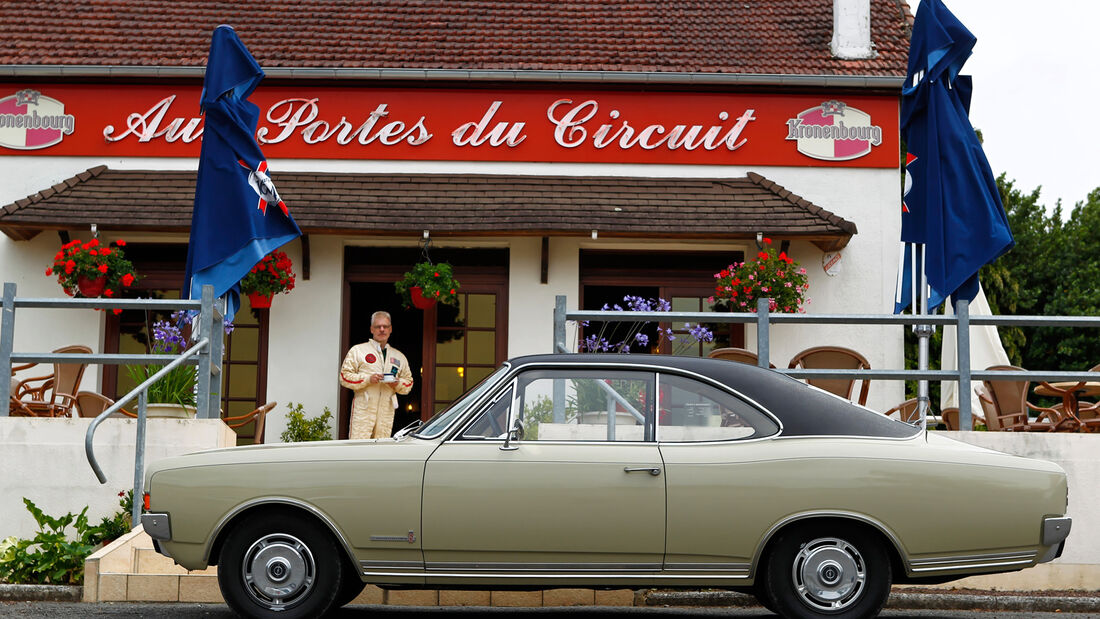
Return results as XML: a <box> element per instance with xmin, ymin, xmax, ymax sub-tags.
<box><xmin>785</xmin><ymin>100</ymin><xmax>882</xmax><ymax>162</ymax></box>
<box><xmin>0</xmin><ymin>89</ymin><xmax>76</xmax><ymax>150</ymax></box>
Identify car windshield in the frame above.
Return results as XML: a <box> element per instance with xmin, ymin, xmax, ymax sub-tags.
<box><xmin>414</xmin><ymin>364</ymin><xmax>511</xmax><ymax>438</ymax></box>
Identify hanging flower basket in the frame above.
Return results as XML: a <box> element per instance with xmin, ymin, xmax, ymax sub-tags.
<box><xmin>711</xmin><ymin>237</ymin><xmax>810</xmax><ymax>313</ymax></box>
<box><xmin>240</xmin><ymin>249</ymin><xmax>296</xmax><ymax>307</ymax></box>
<box><xmin>247</xmin><ymin>292</ymin><xmax>273</xmax><ymax>309</ymax></box>
<box><xmin>409</xmin><ymin>286</ymin><xmax>436</xmax><ymax>310</ymax></box>
<box><xmin>47</xmin><ymin>238</ymin><xmax>138</xmax><ymax>301</ymax></box>
<box><xmin>395</xmin><ymin>261</ymin><xmax>461</xmax><ymax>309</ymax></box>
<box><xmin>77</xmin><ymin>275</ymin><xmax>107</xmax><ymax>298</ymax></box>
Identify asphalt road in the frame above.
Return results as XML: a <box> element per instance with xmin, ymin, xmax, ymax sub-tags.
<box><xmin>1</xmin><ymin>604</ymin><xmax>1098</xmax><ymax>618</ymax></box>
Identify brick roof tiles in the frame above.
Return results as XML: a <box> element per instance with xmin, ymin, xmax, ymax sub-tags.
<box><xmin>0</xmin><ymin>166</ymin><xmax>856</xmax><ymax>249</ymax></box>
<box><xmin>0</xmin><ymin>1</ymin><xmax>911</xmax><ymax>77</ymax></box>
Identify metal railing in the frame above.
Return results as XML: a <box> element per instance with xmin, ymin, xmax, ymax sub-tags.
<box><xmin>552</xmin><ymin>295</ymin><xmax>1100</xmax><ymax>431</ymax></box>
<box><xmin>2</xmin><ymin>282</ymin><xmax>224</xmax><ymax>525</ymax></box>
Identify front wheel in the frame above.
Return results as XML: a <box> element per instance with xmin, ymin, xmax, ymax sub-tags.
<box><xmin>217</xmin><ymin>513</ymin><xmax>344</xmax><ymax>618</ymax></box>
<box><xmin>762</xmin><ymin>523</ymin><xmax>891</xmax><ymax>619</ymax></box>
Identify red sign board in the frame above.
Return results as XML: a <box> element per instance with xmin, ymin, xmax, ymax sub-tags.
<box><xmin>0</xmin><ymin>84</ymin><xmax>898</xmax><ymax>168</ymax></box>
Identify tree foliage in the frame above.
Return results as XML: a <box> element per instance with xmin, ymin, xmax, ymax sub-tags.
<box><xmin>982</xmin><ymin>176</ymin><xmax>1100</xmax><ymax>372</ymax></box>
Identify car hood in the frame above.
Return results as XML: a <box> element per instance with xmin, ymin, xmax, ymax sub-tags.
<box><xmin>145</xmin><ymin>435</ymin><xmax>437</xmax><ymax>478</ymax></box>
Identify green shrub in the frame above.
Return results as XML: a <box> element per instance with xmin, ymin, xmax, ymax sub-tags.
<box><xmin>0</xmin><ymin>499</ymin><xmax>95</xmax><ymax>585</ymax></box>
<box><xmin>280</xmin><ymin>402</ymin><xmax>333</xmax><ymax>442</ymax></box>
<box><xmin>0</xmin><ymin>492</ymin><xmax>135</xmax><ymax>585</ymax></box>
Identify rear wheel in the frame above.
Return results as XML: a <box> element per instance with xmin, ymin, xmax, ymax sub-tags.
<box><xmin>217</xmin><ymin>513</ymin><xmax>343</xmax><ymax>618</ymax></box>
<box><xmin>762</xmin><ymin>523</ymin><xmax>891</xmax><ymax>619</ymax></box>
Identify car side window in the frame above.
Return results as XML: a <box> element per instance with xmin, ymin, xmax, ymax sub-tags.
<box><xmin>461</xmin><ymin>385</ymin><xmax>514</xmax><ymax>439</ymax></box>
<box><xmin>658</xmin><ymin>373</ymin><xmax>779</xmax><ymax>442</ymax></box>
<box><xmin>513</xmin><ymin>370</ymin><xmax>654</xmax><ymax>442</ymax></box>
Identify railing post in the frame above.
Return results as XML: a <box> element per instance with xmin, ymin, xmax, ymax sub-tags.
<box><xmin>554</xmin><ymin>295</ymin><xmax>567</xmax><ymax>354</ymax></box>
<box><xmin>956</xmin><ymin>299</ymin><xmax>972</xmax><ymax>431</ymax></box>
<box><xmin>756</xmin><ymin>298</ymin><xmax>771</xmax><ymax>369</ymax></box>
<box><xmin>195</xmin><ymin>285</ymin><xmax>215</xmax><ymax>419</ymax></box>
<box><xmin>132</xmin><ymin>389</ymin><xmax>148</xmax><ymax>525</ymax></box>
<box><xmin>1</xmin><ymin>282</ymin><xmax>15</xmax><ymax>417</ymax></box>
<box><xmin>208</xmin><ymin>289</ymin><xmax>224</xmax><ymax>419</ymax></box>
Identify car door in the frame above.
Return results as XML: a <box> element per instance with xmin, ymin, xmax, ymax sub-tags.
<box><xmin>421</xmin><ymin>368</ymin><xmax>665</xmax><ymax>578</ymax></box>
<box><xmin>655</xmin><ymin>371</ymin><xmax>781</xmax><ymax>577</ymax></box>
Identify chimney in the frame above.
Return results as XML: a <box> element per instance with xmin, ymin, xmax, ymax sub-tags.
<box><xmin>831</xmin><ymin>0</ymin><xmax>875</xmax><ymax>59</ymax></box>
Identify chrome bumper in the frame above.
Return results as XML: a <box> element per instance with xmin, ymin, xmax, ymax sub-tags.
<box><xmin>1038</xmin><ymin>516</ymin><xmax>1072</xmax><ymax>563</ymax></box>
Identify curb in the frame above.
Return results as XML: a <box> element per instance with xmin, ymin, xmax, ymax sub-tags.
<box><xmin>643</xmin><ymin>590</ymin><xmax>1100</xmax><ymax>613</ymax></box>
<box><xmin>888</xmin><ymin>592</ymin><xmax>1100</xmax><ymax>614</ymax></box>
<box><xmin>4</xmin><ymin>582</ymin><xmax>1100</xmax><ymax>614</ymax></box>
<box><xmin>0</xmin><ymin>584</ymin><xmax>82</xmax><ymax>602</ymax></box>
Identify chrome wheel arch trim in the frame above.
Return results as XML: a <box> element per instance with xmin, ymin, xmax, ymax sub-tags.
<box><xmin>750</xmin><ymin>510</ymin><xmax>909</xmax><ymax>578</ymax></box>
<box><xmin>202</xmin><ymin>497</ymin><xmax>358</xmax><ymax>569</ymax></box>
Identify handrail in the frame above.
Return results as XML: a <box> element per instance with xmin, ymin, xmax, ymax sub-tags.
<box><xmin>553</xmin><ymin>294</ymin><xmax>1100</xmax><ymax>431</ymax></box>
<box><xmin>2</xmin><ymin>281</ymin><xmax>224</xmax><ymax>525</ymax></box>
<box><xmin>85</xmin><ymin>336</ymin><xmax>210</xmax><ymax>484</ymax></box>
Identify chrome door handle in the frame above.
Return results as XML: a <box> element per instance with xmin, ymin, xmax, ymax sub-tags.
<box><xmin>624</xmin><ymin>467</ymin><xmax>661</xmax><ymax>476</ymax></box>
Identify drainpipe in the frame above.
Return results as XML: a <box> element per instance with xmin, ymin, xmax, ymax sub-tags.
<box><xmin>831</xmin><ymin>0</ymin><xmax>875</xmax><ymax>59</ymax></box>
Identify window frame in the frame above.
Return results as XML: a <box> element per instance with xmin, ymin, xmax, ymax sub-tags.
<box><xmin>654</xmin><ymin>371</ymin><xmax>781</xmax><ymax>443</ymax></box>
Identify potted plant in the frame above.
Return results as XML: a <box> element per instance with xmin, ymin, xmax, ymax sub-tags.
<box><xmin>124</xmin><ymin>312</ymin><xmax>196</xmax><ymax>415</ymax></box>
<box><xmin>711</xmin><ymin>238</ymin><xmax>810</xmax><ymax>313</ymax></box>
<box><xmin>46</xmin><ymin>238</ymin><xmax>138</xmax><ymax>300</ymax></box>
<box><xmin>240</xmin><ymin>249</ymin><xmax>296</xmax><ymax>308</ymax></box>
<box><xmin>395</xmin><ymin>261</ymin><xmax>461</xmax><ymax>309</ymax></box>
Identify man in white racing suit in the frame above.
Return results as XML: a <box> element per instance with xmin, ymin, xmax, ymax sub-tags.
<box><xmin>339</xmin><ymin>311</ymin><xmax>414</xmax><ymax>439</ymax></box>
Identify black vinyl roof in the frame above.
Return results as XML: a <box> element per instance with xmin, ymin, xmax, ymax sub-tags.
<box><xmin>510</xmin><ymin>354</ymin><xmax>919</xmax><ymax>439</ymax></box>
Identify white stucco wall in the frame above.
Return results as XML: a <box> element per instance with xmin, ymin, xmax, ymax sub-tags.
<box><xmin>262</xmin><ymin>236</ymin><xmax>344</xmax><ymax>441</ymax></box>
<box><xmin>0</xmin><ymin>417</ymin><xmax>235</xmax><ymax>541</ymax></box>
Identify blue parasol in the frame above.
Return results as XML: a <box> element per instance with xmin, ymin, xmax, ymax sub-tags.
<box><xmin>894</xmin><ymin>0</ymin><xmax>1013</xmax><ymax>315</ymax></box>
<box><xmin>183</xmin><ymin>25</ymin><xmax>301</xmax><ymax>321</ymax></box>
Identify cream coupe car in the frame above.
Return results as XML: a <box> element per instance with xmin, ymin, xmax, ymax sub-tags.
<box><xmin>141</xmin><ymin>354</ymin><xmax>1071</xmax><ymax>619</ymax></box>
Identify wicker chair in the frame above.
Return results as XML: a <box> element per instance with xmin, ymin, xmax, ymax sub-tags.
<box><xmin>75</xmin><ymin>391</ymin><xmax>137</xmax><ymax>418</ymax></box>
<box><xmin>787</xmin><ymin>346</ymin><xmax>871</xmax><ymax>406</ymax></box>
<box><xmin>10</xmin><ymin>345</ymin><xmax>92</xmax><ymax>417</ymax></box>
<box><xmin>883</xmin><ymin>398</ymin><xmax>920</xmax><ymax>423</ymax></box>
<box><xmin>707</xmin><ymin>347</ymin><xmax>775</xmax><ymax>368</ymax></box>
<box><xmin>223</xmin><ymin>401</ymin><xmax>277</xmax><ymax>444</ymax></box>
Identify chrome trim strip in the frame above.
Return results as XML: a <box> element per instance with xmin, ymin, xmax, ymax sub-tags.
<box><xmin>369</xmin><ymin>535</ymin><xmax>414</xmax><ymax>542</ymax></box>
<box><xmin>360</xmin><ymin>560</ymin><xmax>425</xmax><ymax>573</ymax></box>
<box><xmin>388</xmin><ymin>571</ymin><xmax>751</xmax><ymax>581</ymax></box>
<box><xmin>664</xmin><ymin>562</ymin><xmax>750</xmax><ymax>573</ymax></box>
<box><xmin>425</xmin><ymin>562</ymin><xmax>661</xmax><ymax>572</ymax></box>
<box><xmin>442</xmin><ymin>360</ymin><xmax>786</xmax><ymax>445</ymax></box>
<box><xmin>909</xmin><ymin>551</ymin><xmax>1037</xmax><ymax>573</ymax></box>
<box><xmin>0</xmin><ymin>65</ymin><xmax>905</xmax><ymax>89</ymax></box>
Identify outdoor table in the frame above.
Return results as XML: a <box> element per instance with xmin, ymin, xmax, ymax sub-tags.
<box><xmin>1033</xmin><ymin>381</ymin><xmax>1100</xmax><ymax>432</ymax></box>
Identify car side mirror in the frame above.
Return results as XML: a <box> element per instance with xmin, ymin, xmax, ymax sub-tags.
<box><xmin>500</xmin><ymin>417</ymin><xmax>524</xmax><ymax>451</ymax></box>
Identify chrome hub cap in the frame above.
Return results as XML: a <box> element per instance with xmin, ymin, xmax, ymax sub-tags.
<box><xmin>792</xmin><ymin>537</ymin><xmax>866</xmax><ymax>611</ymax></box>
<box><xmin>242</xmin><ymin>533</ymin><xmax>315</xmax><ymax>610</ymax></box>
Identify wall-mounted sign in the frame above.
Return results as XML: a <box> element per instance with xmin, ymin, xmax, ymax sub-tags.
<box><xmin>0</xmin><ymin>85</ymin><xmax>898</xmax><ymax>168</ymax></box>
<box><xmin>0</xmin><ymin>89</ymin><xmax>76</xmax><ymax>150</ymax></box>
<box><xmin>822</xmin><ymin>251</ymin><xmax>843</xmax><ymax>276</ymax></box>
<box><xmin>785</xmin><ymin>100</ymin><xmax>883</xmax><ymax>162</ymax></box>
